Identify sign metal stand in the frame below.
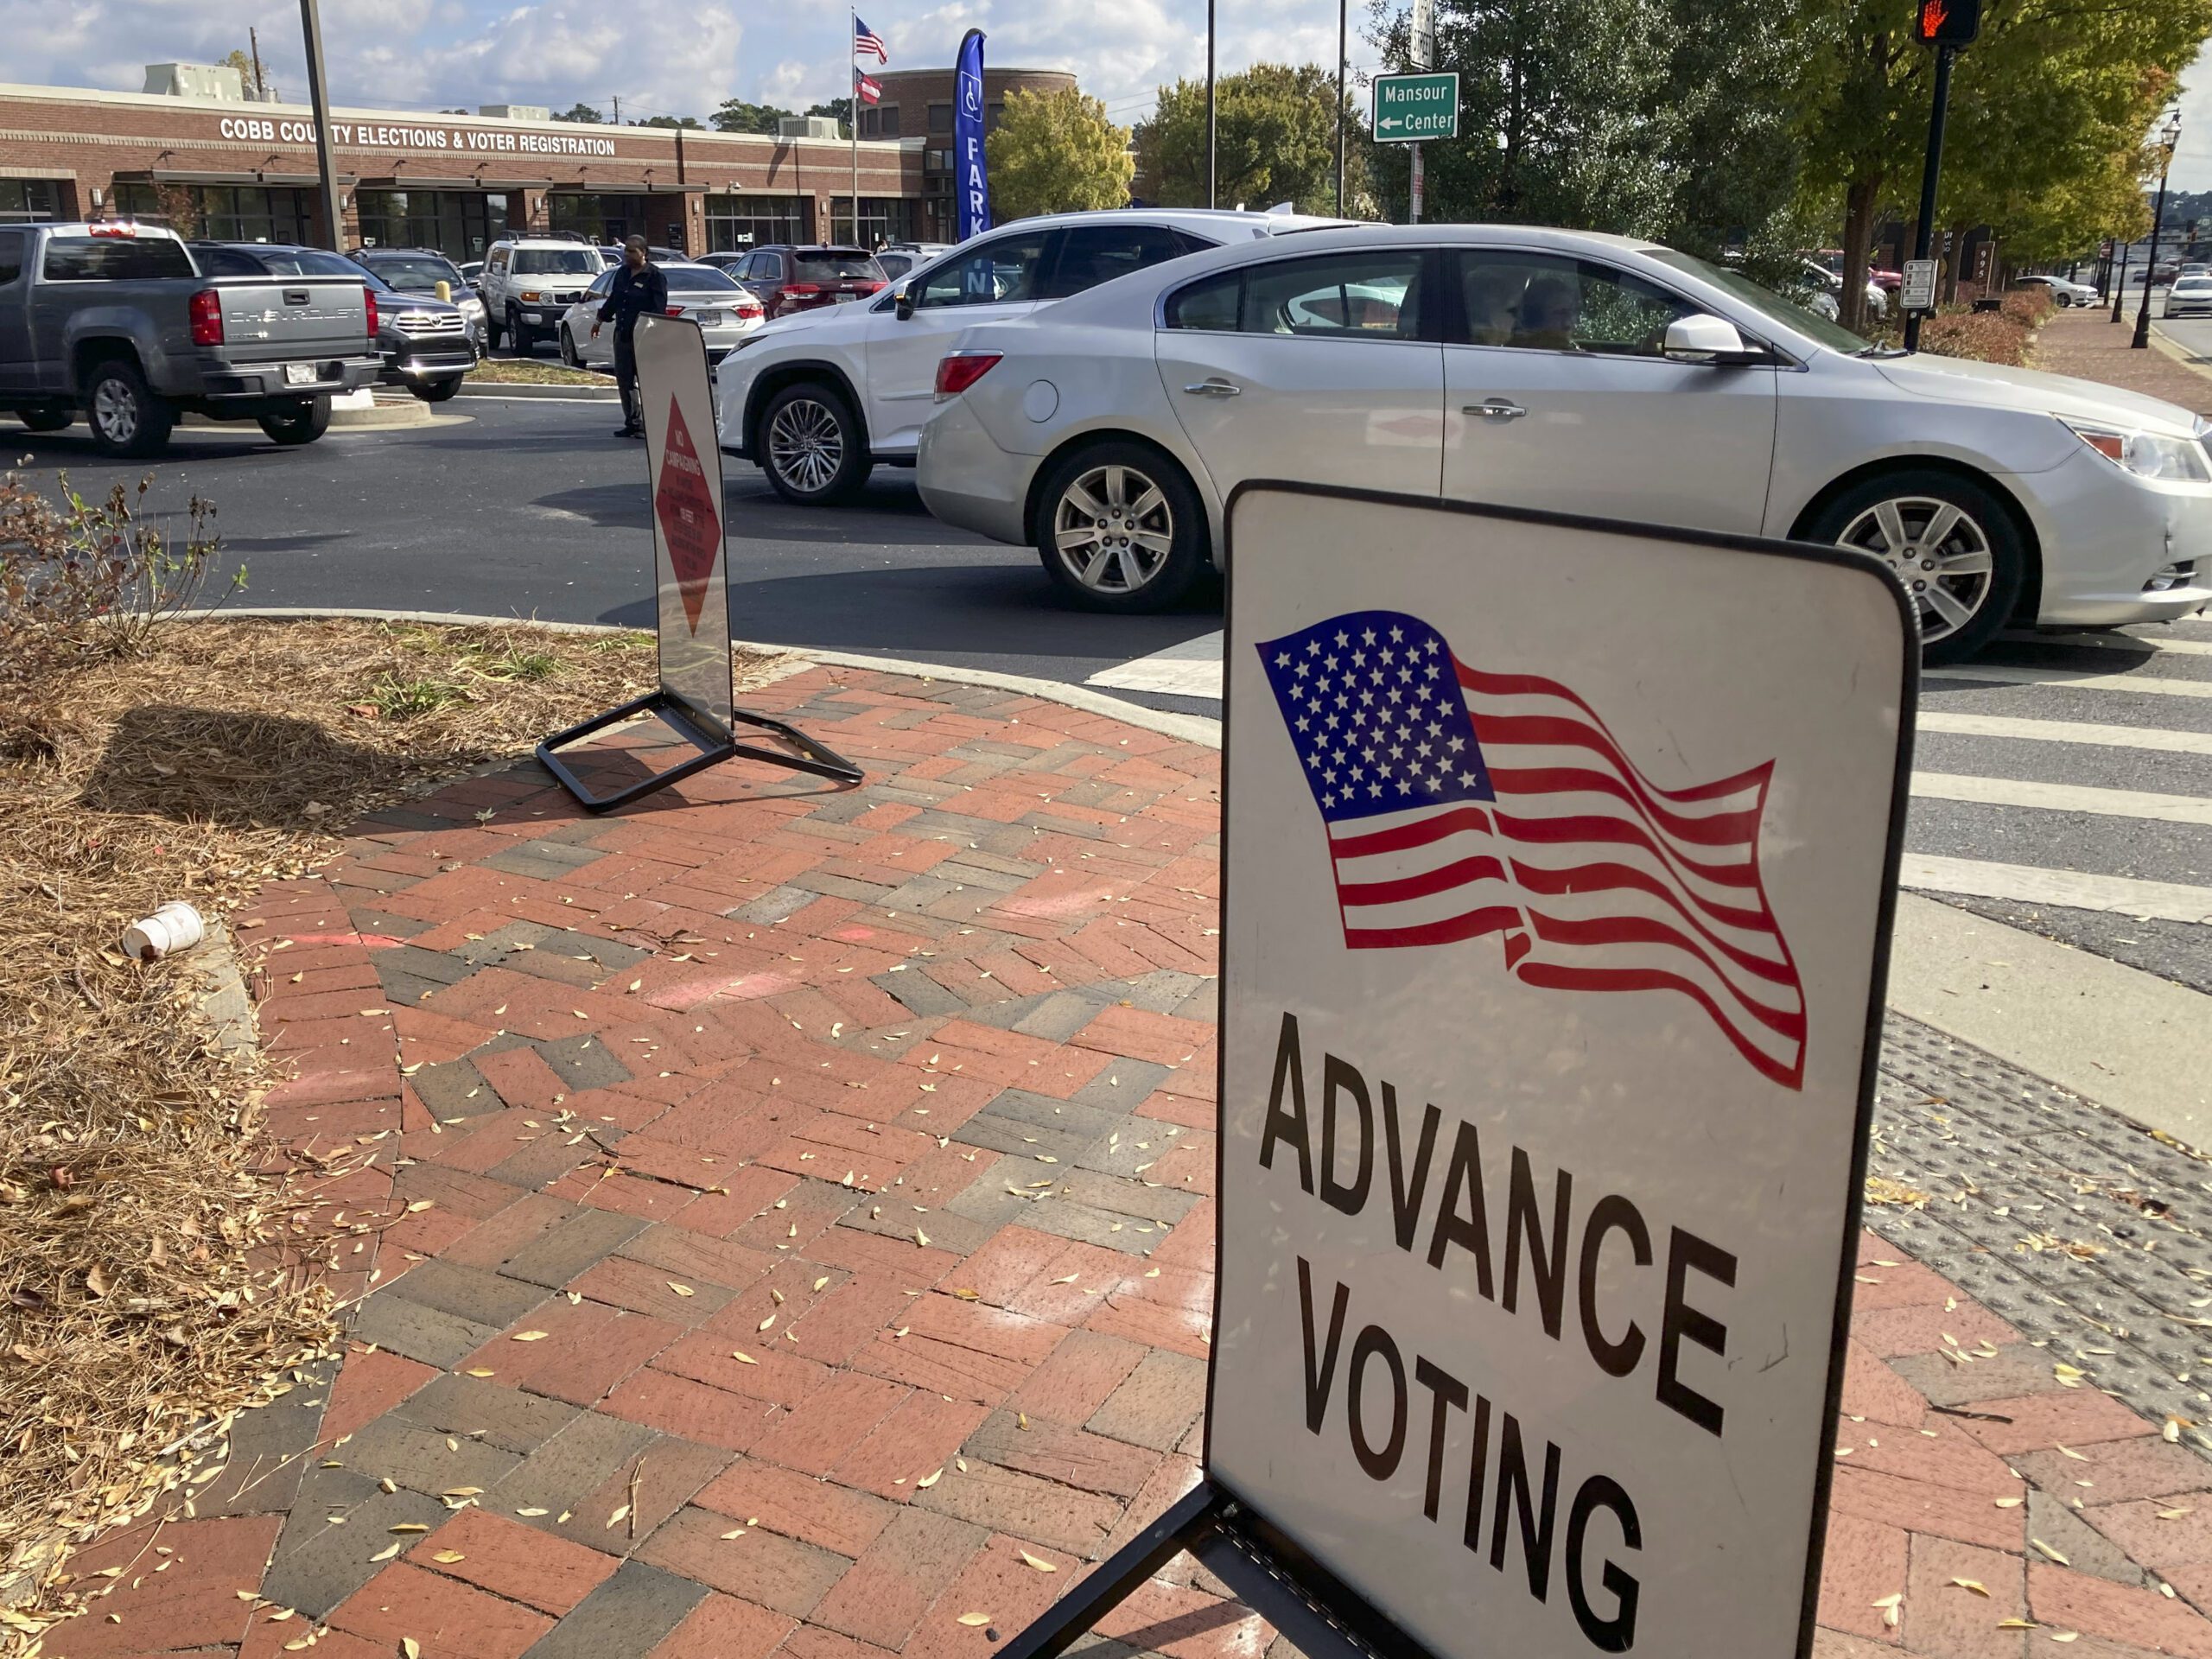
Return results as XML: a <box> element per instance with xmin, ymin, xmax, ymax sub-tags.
<box><xmin>538</xmin><ymin>314</ymin><xmax>860</xmax><ymax>812</ymax></box>
<box><xmin>998</xmin><ymin>483</ymin><xmax>1916</xmax><ymax>1659</ymax></box>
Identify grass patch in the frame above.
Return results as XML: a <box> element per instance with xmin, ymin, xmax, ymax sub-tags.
<box><xmin>467</xmin><ymin>358</ymin><xmax>608</xmax><ymax>387</ymax></box>
<box><xmin>0</xmin><ymin>571</ymin><xmax>792</xmax><ymax>1640</ymax></box>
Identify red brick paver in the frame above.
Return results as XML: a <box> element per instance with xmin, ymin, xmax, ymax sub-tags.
<box><xmin>28</xmin><ymin>664</ymin><xmax>2212</xmax><ymax>1659</ymax></box>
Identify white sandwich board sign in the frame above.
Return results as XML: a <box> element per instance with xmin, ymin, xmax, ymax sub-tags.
<box><xmin>1208</xmin><ymin>483</ymin><xmax>1914</xmax><ymax>1657</ymax></box>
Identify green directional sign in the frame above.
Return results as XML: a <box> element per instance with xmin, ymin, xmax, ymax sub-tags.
<box><xmin>1371</xmin><ymin>71</ymin><xmax>1459</xmax><ymax>143</ymax></box>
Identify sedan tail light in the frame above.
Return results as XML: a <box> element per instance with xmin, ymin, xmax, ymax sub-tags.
<box><xmin>666</xmin><ymin>306</ymin><xmax>686</xmax><ymax>318</ymax></box>
<box><xmin>188</xmin><ymin>289</ymin><xmax>224</xmax><ymax>346</ymax></box>
<box><xmin>365</xmin><ymin>286</ymin><xmax>378</xmax><ymax>340</ymax></box>
<box><xmin>934</xmin><ymin>350</ymin><xmax>1002</xmax><ymax>399</ymax></box>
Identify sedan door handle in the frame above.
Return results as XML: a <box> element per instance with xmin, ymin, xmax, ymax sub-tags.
<box><xmin>1463</xmin><ymin>398</ymin><xmax>1527</xmax><ymax>421</ymax></box>
<box><xmin>1182</xmin><ymin>378</ymin><xmax>1242</xmax><ymax>397</ymax></box>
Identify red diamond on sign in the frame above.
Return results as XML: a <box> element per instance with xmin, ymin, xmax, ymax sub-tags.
<box><xmin>654</xmin><ymin>396</ymin><xmax>721</xmax><ymax>634</ymax></box>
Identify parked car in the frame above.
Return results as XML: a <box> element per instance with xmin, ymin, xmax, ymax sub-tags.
<box><xmin>2015</xmin><ymin>273</ymin><xmax>2100</xmax><ymax>307</ymax></box>
<box><xmin>694</xmin><ymin>251</ymin><xmax>753</xmax><ymax>272</ymax></box>
<box><xmin>916</xmin><ymin>223</ymin><xmax>2211</xmax><ymax>664</ymax></box>
<box><xmin>349</xmin><ymin>246</ymin><xmax>486</xmax><ymax>346</ymax></box>
<box><xmin>2181</xmin><ymin>263</ymin><xmax>2211</xmax><ymax>280</ymax></box>
<box><xmin>2165</xmin><ymin>276</ymin><xmax>2212</xmax><ymax>319</ymax></box>
<box><xmin>0</xmin><ymin>220</ymin><xmax>378</xmax><ymax>455</ymax></box>
<box><xmin>724</xmin><ymin>245</ymin><xmax>889</xmax><ymax>321</ymax></box>
<box><xmin>457</xmin><ymin>259</ymin><xmax>485</xmax><ymax>289</ymax></box>
<box><xmin>557</xmin><ymin>263</ymin><xmax>765</xmax><ymax>369</ymax></box>
<box><xmin>196</xmin><ymin>242</ymin><xmax>473</xmax><ymax>404</ymax></box>
<box><xmin>480</xmin><ymin>237</ymin><xmax>605</xmax><ymax>353</ymax></box>
<box><xmin>715</xmin><ymin>207</ymin><xmax>1355</xmax><ymax>505</ymax></box>
<box><xmin>875</xmin><ymin>244</ymin><xmax>955</xmax><ymax>283</ymax></box>
<box><xmin>1800</xmin><ymin>259</ymin><xmax>1886</xmax><ymax>319</ymax></box>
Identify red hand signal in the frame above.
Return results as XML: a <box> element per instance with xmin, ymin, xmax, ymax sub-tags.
<box><xmin>1920</xmin><ymin>0</ymin><xmax>1949</xmax><ymax>35</ymax></box>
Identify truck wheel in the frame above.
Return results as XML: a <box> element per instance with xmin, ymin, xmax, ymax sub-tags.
<box><xmin>13</xmin><ymin>408</ymin><xmax>70</xmax><ymax>433</ymax></box>
<box><xmin>258</xmin><ymin>395</ymin><xmax>332</xmax><ymax>446</ymax></box>
<box><xmin>86</xmin><ymin>359</ymin><xmax>175</xmax><ymax>458</ymax></box>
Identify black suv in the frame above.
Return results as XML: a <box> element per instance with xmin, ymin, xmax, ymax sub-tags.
<box><xmin>196</xmin><ymin>244</ymin><xmax>475</xmax><ymax>403</ymax></box>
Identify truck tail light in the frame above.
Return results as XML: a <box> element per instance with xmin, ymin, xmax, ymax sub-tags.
<box><xmin>934</xmin><ymin>350</ymin><xmax>1001</xmax><ymax>398</ymax></box>
<box><xmin>365</xmin><ymin>286</ymin><xmax>378</xmax><ymax>339</ymax></box>
<box><xmin>188</xmin><ymin>289</ymin><xmax>224</xmax><ymax>346</ymax></box>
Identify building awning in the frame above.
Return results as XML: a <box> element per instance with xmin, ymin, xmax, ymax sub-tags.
<box><xmin>544</xmin><ymin>181</ymin><xmax>710</xmax><ymax>194</ymax></box>
<box><xmin>358</xmin><ymin>176</ymin><xmax>554</xmax><ymax>191</ymax></box>
<box><xmin>116</xmin><ymin>168</ymin><xmax>359</xmax><ymax>188</ymax></box>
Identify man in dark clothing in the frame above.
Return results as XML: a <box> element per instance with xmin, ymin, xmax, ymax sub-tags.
<box><xmin>594</xmin><ymin>235</ymin><xmax>668</xmax><ymax>438</ymax></box>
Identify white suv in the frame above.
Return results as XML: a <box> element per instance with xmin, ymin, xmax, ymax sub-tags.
<box><xmin>480</xmin><ymin>237</ymin><xmax>607</xmax><ymax>355</ymax></box>
<box><xmin>714</xmin><ymin>207</ymin><xmax>1352</xmax><ymax>505</ymax></box>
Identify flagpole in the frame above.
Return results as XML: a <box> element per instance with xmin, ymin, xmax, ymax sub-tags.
<box><xmin>849</xmin><ymin>7</ymin><xmax>860</xmax><ymax>246</ymax></box>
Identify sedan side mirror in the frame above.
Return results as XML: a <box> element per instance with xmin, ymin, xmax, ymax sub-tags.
<box><xmin>894</xmin><ymin>280</ymin><xmax>915</xmax><ymax>321</ymax></box>
<box><xmin>1663</xmin><ymin>315</ymin><xmax>1759</xmax><ymax>365</ymax></box>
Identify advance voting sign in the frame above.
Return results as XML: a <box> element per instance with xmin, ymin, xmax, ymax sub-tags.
<box><xmin>637</xmin><ymin>315</ymin><xmax>734</xmax><ymax>741</ymax></box>
<box><xmin>1213</xmin><ymin>486</ymin><xmax>1913</xmax><ymax>1656</ymax></box>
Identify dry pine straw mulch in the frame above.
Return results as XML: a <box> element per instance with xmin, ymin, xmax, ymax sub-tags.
<box><xmin>0</xmin><ymin>616</ymin><xmax>791</xmax><ymax>1647</ymax></box>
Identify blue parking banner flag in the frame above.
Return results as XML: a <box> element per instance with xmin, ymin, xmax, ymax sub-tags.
<box><xmin>955</xmin><ymin>29</ymin><xmax>991</xmax><ymax>244</ymax></box>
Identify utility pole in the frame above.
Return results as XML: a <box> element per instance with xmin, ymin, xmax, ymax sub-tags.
<box><xmin>296</xmin><ymin>0</ymin><xmax>345</xmax><ymax>249</ymax></box>
<box><xmin>1205</xmin><ymin>0</ymin><xmax>1216</xmax><ymax>208</ymax></box>
<box><xmin>2133</xmin><ymin>111</ymin><xmax>2183</xmax><ymax>350</ymax></box>
<box><xmin>1335</xmin><ymin>0</ymin><xmax>1346</xmax><ymax>215</ymax></box>
<box><xmin>247</xmin><ymin>27</ymin><xmax>268</xmax><ymax>99</ymax></box>
<box><xmin>613</xmin><ymin>94</ymin><xmax>622</xmax><ymax>125</ymax></box>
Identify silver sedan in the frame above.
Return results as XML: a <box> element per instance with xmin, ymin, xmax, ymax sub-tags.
<box><xmin>558</xmin><ymin>264</ymin><xmax>765</xmax><ymax>370</ymax></box>
<box><xmin>918</xmin><ymin>223</ymin><xmax>2212</xmax><ymax>662</ymax></box>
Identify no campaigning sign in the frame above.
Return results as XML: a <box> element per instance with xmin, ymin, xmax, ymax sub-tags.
<box><xmin>1211</xmin><ymin>485</ymin><xmax>1912</xmax><ymax>1656</ymax></box>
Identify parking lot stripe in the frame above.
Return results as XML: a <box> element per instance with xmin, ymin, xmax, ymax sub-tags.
<box><xmin>1911</xmin><ymin>771</ymin><xmax>2212</xmax><ymax>825</ymax></box>
<box><xmin>1916</xmin><ymin>713</ymin><xmax>2212</xmax><ymax>753</ymax></box>
<box><xmin>1898</xmin><ymin>855</ymin><xmax>2212</xmax><ymax>922</ymax></box>
<box><xmin>1999</xmin><ymin>630</ymin><xmax>2212</xmax><ymax>658</ymax></box>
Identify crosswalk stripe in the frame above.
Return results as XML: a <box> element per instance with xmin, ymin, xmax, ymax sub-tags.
<box><xmin>1930</xmin><ymin>664</ymin><xmax>2212</xmax><ymax>699</ymax></box>
<box><xmin>1911</xmin><ymin>772</ymin><xmax>2212</xmax><ymax>825</ymax></box>
<box><xmin>1085</xmin><ymin>632</ymin><xmax>1225</xmax><ymax>699</ymax></box>
<box><xmin>1916</xmin><ymin>713</ymin><xmax>2212</xmax><ymax>753</ymax></box>
<box><xmin>1998</xmin><ymin>630</ymin><xmax>2212</xmax><ymax>658</ymax></box>
<box><xmin>1900</xmin><ymin>855</ymin><xmax>2212</xmax><ymax>923</ymax></box>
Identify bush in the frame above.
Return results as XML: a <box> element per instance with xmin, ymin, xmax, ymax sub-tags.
<box><xmin>0</xmin><ymin>474</ymin><xmax>235</xmax><ymax>672</ymax></box>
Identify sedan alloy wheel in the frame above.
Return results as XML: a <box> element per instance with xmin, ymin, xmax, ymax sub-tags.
<box><xmin>1835</xmin><ymin>493</ymin><xmax>1996</xmax><ymax>646</ymax></box>
<box><xmin>1052</xmin><ymin>463</ymin><xmax>1176</xmax><ymax>598</ymax></box>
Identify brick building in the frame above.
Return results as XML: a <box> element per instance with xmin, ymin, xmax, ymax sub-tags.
<box><xmin>857</xmin><ymin>67</ymin><xmax>1077</xmax><ymax>242</ymax></box>
<box><xmin>0</xmin><ymin>74</ymin><xmax>926</xmax><ymax>259</ymax></box>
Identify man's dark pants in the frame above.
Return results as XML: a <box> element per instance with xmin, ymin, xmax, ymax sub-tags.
<box><xmin>613</xmin><ymin>329</ymin><xmax>640</xmax><ymax>431</ymax></box>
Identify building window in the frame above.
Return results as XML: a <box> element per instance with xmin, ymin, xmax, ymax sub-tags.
<box><xmin>0</xmin><ymin>180</ymin><xmax>60</xmax><ymax>223</ymax></box>
<box><xmin>355</xmin><ymin>189</ymin><xmax>509</xmax><ymax>259</ymax></box>
<box><xmin>861</xmin><ymin>109</ymin><xmax>879</xmax><ymax>137</ymax></box>
<box><xmin>928</xmin><ymin>103</ymin><xmax>953</xmax><ymax>133</ymax></box>
<box><xmin>113</xmin><ymin>181</ymin><xmax>318</xmax><ymax>244</ymax></box>
<box><xmin>879</xmin><ymin>107</ymin><xmax>901</xmax><ymax>138</ymax></box>
<box><xmin>703</xmin><ymin>193</ymin><xmax>813</xmax><ymax>252</ymax></box>
<box><xmin>828</xmin><ymin>197</ymin><xmax>914</xmax><ymax>249</ymax></box>
<box><xmin>925</xmin><ymin>149</ymin><xmax>952</xmax><ymax>174</ymax></box>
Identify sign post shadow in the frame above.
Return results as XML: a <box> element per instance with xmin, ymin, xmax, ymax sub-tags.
<box><xmin>1001</xmin><ymin>483</ymin><xmax>1917</xmax><ymax>1659</ymax></box>
<box><xmin>537</xmin><ymin>314</ymin><xmax>861</xmax><ymax>811</ymax></box>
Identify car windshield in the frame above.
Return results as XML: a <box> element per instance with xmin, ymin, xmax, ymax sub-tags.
<box><xmin>514</xmin><ymin>248</ymin><xmax>601</xmax><ymax>276</ymax></box>
<box><xmin>365</xmin><ymin>255</ymin><xmax>464</xmax><ymax>290</ymax></box>
<box><xmin>664</xmin><ymin>265</ymin><xmax>741</xmax><ymax>291</ymax></box>
<box><xmin>1644</xmin><ymin>249</ymin><xmax>1875</xmax><ymax>354</ymax></box>
<box><xmin>793</xmin><ymin>251</ymin><xmax>884</xmax><ymax>282</ymax></box>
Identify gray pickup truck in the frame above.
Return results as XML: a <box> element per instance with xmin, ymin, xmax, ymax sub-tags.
<box><xmin>0</xmin><ymin>221</ymin><xmax>382</xmax><ymax>457</ymax></box>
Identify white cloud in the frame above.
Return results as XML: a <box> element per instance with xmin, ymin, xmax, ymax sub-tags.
<box><xmin>2173</xmin><ymin>38</ymin><xmax>2212</xmax><ymax>194</ymax></box>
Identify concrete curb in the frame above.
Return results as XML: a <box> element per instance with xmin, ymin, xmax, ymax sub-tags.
<box><xmin>2149</xmin><ymin>323</ymin><xmax>2212</xmax><ymax>382</ymax></box>
<box><xmin>456</xmin><ymin>378</ymin><xmax>617</xmax><ymax>401</ymax></box>
<box><xmin>175</xmin><ymin>398</ymin><xmax>434</xmax><ymax>433</ymax></box>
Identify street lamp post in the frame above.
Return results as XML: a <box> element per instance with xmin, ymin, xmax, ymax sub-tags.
<box><xmin>2111</xmin><ymin>237</ymin><xmax>2130</xmax><ymax>322</ymax></box>
<box><xmin>1205</xmin><ymin>0</ymin><xmax>1217</xmax><ymax>209</ymax></box>
<box><xmin>297</xmin><ymin>0</ymin><xmax>346</xmax><ymax>250</ymax></box>
<box><xmin>2132</xmin><ymin>111</ymin><xmax>2183</xmax><ymax>351</ymax></box>
<box><xmin>1335</xmin><ymin>0</ymin><xmax>1346</xmax><ymax>215</ymax></box>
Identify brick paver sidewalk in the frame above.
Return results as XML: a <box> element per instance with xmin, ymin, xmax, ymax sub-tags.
<box><xmin>2032</xmin><ymin>306</ymin><xmax>2212</xmax><ymax>417</ymax></box>
<box><xmin>33</xmin><ymin>666</ymin><xmax>2212</xmax><ymax>1659</ymax></box>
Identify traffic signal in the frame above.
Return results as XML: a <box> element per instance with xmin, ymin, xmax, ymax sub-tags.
<box><xmin>1913</xmin><ymin>0</ymin><xmax>1980</xmax><ymax>46</ymax></box>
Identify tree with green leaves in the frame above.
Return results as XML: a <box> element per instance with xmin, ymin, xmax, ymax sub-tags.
<box><xmin>219</xmin><ymin>47</ymin><xmax>273</xmax><ymax>101</ymax></box>
<box><xmin>553</xmin><ymin>103</ymin><xmax>603</xmax><ymax>124</ymax></box>
<box><xmin>809</xmin><ymin>99</ymin><xmax>854</xmax><ymax>137</ymax></box>
<box><xmin>987</xmin><ymin>88</ymin><xmax>1135</xmax><ymax>220</ymax></box>
<box><xmin>711</xmin><ymin>99</ymin><xmax>793</xmax><ymax>135</ymax></box>
<box><xmin>632</xmin><ymin>114</ymin><xmax>702</xmax><ymax>130</ymax></box>
<box><xmin>1135</xmin><ymin>63</ymin><xmax>1369</xmax><ymax>216</ymax></box>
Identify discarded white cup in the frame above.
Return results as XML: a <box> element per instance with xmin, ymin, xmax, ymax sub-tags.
<box><xmin>123</xmin><ymin>901</ymin><xmax>206</xmax><ymax>962</ymax></box>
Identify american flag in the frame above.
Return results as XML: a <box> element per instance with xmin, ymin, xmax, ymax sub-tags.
<box><xmin>853</xmin><ymin>16</ymin><xmax>889</xmax><ymax>61</ymax></box>
<box><xmin>1257</xmin><ymin>610</ymin><xmax>1807</xmax><ymax>1090</ymax></box>
<box><xmin>855</xmin><ymin>71</ymin><xmax>884</xmax><ymax>106</ymax></box>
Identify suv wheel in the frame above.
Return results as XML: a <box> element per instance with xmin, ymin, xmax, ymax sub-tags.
<box><xmin>1033</xmin><ymin>442</ymin><xmax>1206</xmax><ymax>613</ymax></box>
<box><xmin>758</xmin><ymin>382</ymin><xmax>869</xmax><ymax>505</ymax></box>
<box><xmin>506</xmin><ymin>306</ymin><xmax>532</xmax><ymax>354</ymax></box>
<box><xmin>1803</xmin><ymin>468</ymin><xmax>2024</xmax><ymax>664</ymax></box>
<box><xmin>86</xmin><ymin>359</ymin><xmax>174</xmax><ymax>458</ymax></box>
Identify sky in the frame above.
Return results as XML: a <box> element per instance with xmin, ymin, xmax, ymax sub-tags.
<box><xmin>0</xmin><ymin>1</ymin><xmax>2205</xmax><ymax>190</ymax></box>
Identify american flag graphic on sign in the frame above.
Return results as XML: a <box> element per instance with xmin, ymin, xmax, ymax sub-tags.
<box><xmin>1258</xmin><ymin>610</ymin><xmax>1806</xmax><ymax>1090</ymax></box>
